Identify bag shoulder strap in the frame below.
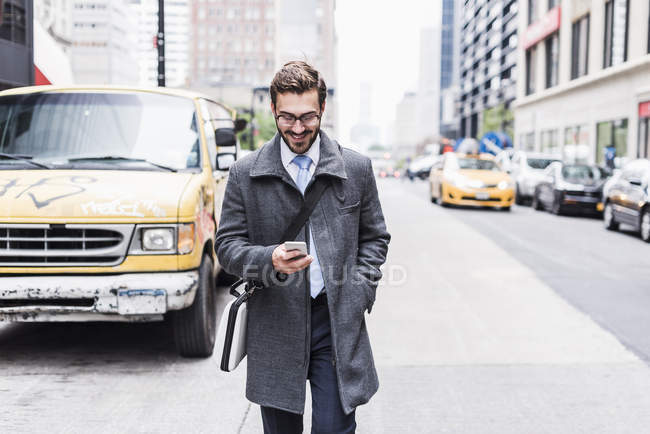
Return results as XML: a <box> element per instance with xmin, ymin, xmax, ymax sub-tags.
<box><xmin>231</xmin><ymin>177</ymin><xmax>331</xmax><ymax>297</ymax></box>
<box><xmin>279</xmin><ymin>140</ymin><xmax>341</xmax><ymax>241</ymax></box>
<box><xmin>281</xmin><ymin>178</ymin><xmax>330</xmax><ymax>242</ymax></box>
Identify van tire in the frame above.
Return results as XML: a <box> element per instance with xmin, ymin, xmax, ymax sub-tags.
<box><xmin>172</xmin><ymin>255</ymin><xmax>217</xmax><ymax>358</ymax></box>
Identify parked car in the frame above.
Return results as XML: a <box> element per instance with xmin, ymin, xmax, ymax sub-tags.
<box><xmin>532</xmin><ymin>162</ymin><xmax>607</xmax><ymax>215</ymax></box>
<box><xmin>429</xmin><ymin>152</ymin><xmax>514</xmax><ymax>210</ymax></box>
<box><xmin>0</xmin><ymin>85</ymin><xmax>247</xmax><ymax>357</ymax></box>
<box><xmin>603</xmin><ymin>158</ymin><xmax>650</xmax><ymax>241</ymax></box>
<box><xmin>496</xmin><ymin>150</ymin><xmax>560</xmax><ymax>205</ymax></box>
<box><xmin>407</xmin><ymin>154</ymin><xmax>439</xmax><ymax>180</ymax></box>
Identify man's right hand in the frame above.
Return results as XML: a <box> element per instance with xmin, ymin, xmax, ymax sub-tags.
<box><xmin>272</xmin><ymin>245</ymin><xmax>313</xmax><ymax>274</ymax></box>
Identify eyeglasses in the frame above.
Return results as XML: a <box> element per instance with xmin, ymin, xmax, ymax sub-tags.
<box><xmin>275</xmin><ymin>112</ymin><xmax>321</xmax><ymax>127</ymax></box>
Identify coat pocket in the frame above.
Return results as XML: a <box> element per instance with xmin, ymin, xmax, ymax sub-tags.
<box><xmin>338</xmin><ymin>201</ymin><xmax>361</xmax><ymax>215</ymax></box>
<box><xmin>353</xmin><ymin>271</ymin><xmax>376</xmax><ymax>314</ymax></box>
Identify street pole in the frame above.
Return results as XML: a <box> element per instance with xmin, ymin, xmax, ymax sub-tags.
<box><xmin>157</xmin><ymin>0</ymin><xmax>165</xmax><ymax>87</ymax></box>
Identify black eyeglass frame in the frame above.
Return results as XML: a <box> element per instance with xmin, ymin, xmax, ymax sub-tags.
<box><xmin>275</xmin><ymin>112</ymin><xmax>322</xmax><ymax>126</ymax></box>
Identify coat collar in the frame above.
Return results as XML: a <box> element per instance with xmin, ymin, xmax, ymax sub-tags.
<box><xmin>250</xmin><ymin>130</ymin><xmax>348</xmax><ymax>180</ymax></box>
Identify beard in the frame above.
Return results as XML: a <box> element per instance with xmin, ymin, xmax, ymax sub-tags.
<box><xmin>277</xmin><ymin>123</ymin><xmax>321</xmax><ymax>155</ymax></box>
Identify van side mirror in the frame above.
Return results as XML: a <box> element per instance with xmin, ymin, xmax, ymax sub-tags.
<box><xmin>215</xmin><ymin>127</ymin><xmax>236</xmax><ymax>148</ymax></box>
<box><xmin>234</xmin><ymin>118</ymin><xmax>248</xmax><ymax>133</ymax></box>
<box><xmin>216</xmin><ymin>153</ymin><xmax>236</xmax><ymax>171</ymax></box>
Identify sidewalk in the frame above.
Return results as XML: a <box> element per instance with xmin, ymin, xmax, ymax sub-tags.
<box><xmin>239</xmin><ymin>182</ymin><xmax>650</xmax><ymax>433</ymax></box>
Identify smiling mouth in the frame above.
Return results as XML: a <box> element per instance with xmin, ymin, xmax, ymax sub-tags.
<box><xmin>288</xmin><ymin>133</ymin><xmax>308</xmax><ymax>141</ymax></box>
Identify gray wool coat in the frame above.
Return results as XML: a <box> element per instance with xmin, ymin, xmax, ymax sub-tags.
<box><xmin>214</xmin><ymin>131</ymin><xmax>390</xmax><ymax>415</ymax></box>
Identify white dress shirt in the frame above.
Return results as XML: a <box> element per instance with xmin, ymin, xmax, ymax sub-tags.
<box><xmin>280</xmin><ymin>134</ymin><xmax>320</xmax><ymax>180</ymax></box>
<box><xmin>279</xmin><ymin>134</ymin><xmax>325</xmax><ymax>297</ymax></box>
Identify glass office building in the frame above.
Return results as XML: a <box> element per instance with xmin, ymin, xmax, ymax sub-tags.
<box><xmin>0</xmin><ymin>0</ymin><xmax>34</xmax><ymax>90</ymax></box>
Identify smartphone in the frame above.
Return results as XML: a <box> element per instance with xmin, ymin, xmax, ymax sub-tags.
<box><xmin>283</xmin><ymin>241</ymin><xmax>308</xmax><ymax>256</ymax></box>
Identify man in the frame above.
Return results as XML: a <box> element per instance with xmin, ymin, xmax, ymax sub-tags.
<box><xmin>215</xmin><ymin>61</ymin><xmax>390</xmax><ymax>433</ymax></box>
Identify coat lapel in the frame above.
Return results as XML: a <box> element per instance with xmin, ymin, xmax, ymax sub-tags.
<box><xmin>249</xmin><ymin>131</ymin><xmax>348</xmax><ymax>201</ymax></box>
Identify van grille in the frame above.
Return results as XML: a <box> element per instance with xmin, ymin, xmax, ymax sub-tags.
<box><xmin>0</xmin><ymin>224</ymin><xmax>134</xmax><ymax>266</ymax></box>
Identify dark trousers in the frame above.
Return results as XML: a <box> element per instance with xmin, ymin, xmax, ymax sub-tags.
<box><xmin>261</xmin><ymin>295</ymin><xmax>356</xmax><ymax>434</ymax></box>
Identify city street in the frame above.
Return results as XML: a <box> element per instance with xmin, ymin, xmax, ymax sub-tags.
<box><xmin>3</xmin><ymin>178</ymin><xmax>650</xmax><ymax>433</ymax></box>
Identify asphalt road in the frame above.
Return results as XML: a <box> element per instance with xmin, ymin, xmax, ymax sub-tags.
<box><xmin>406</xmin><ymin>178</ymin><xmax>650</xmax><ymax>363</ymax></box>
<box><xmin>2</xmin><ymin>178</ymin><xmax>650</xmax><ymax>433</ymax></box>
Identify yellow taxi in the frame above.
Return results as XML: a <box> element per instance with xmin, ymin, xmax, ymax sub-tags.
<box><xmin>429</xmin><ymin>152</ymin><xmax>514</xmax><ymax>210</ymax></box>
<box><xmin>0</xmin><ymin>85</ymin><xmax>246</xmax><ymax>357</ymax></box>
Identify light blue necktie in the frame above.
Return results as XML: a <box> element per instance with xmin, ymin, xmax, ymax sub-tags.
<box><xmin>292</xmin><ymin>155</ymin><xmax>325</xmax><ymax>298</ymax></box>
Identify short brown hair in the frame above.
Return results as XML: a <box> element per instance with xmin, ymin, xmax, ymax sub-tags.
<box><xmin>270</xmin><ymin>61</ymin><xmax>327</xmax><ymax>107</ymax></box>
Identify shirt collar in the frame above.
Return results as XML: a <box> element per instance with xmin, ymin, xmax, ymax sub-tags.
<box><xmin>280</xmin><ymin>133</ymin><xmax>321</xmax><ymax>170</ymax></box>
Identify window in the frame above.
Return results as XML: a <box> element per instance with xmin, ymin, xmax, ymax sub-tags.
<box><xmin>639</xmin><ymin>117</ymin><xmax>650</xmax><ymax>159</ymax></box>
<box><xmin>597</xmin><ymin>119</ymin><xmax>628</xmax><ymax>165</ymax></box>
<box><xmin>523</xmin><ymin>132</ymin><xmax>536</xmax><ymax>151</ymax></box>
<box><xmin>548</xmin><ymin>0</ymin><xmax>557</xmax><ymax>9</ymax></box>
<box><xmin>545</xmin><ymin>33</ymin><xmax>559</xmax><ymax>88</ymax></box>
<box><xmin>526</xmin><ymin>47</ymin><xmax>537</xmax><ymax>95</ymax></box>
<box><xmin>0</xmin><ymin>1</ymin><xmax>27</xmax><ymax>45</ymax></box>
<box><xmin>199</xmin><ymin>99</ymin><xmax>233</xmax><ymax>170</ymax></box>
<box><xmin>528</xmin><ymin>0</ymin><xmax>538</xmax><ymax>25</ymax></box>
<box><xmin>603</xmin><ymin>0</ymin><xmax>629</xmax><ymax>68</ymax></box>
<box><xmin>540</xmin><ymin>129</ymin><xmax>560</xmax><ymax>155</ymax></box>
<box><xmin>639</xmin><ymin>102</ymin><xmax>650</xmax><ymax>158</ymax></box>
<box><xmin>564</xmin><ymin>125</ymin><xmax>590</xmax><ymax>163</ymax></box>
<box><xmin>571</xmin><ymin>15</ymin><xmax>590</xmax><ymax>79</ymax></box>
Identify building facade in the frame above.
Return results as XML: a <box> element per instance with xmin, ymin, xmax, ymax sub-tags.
<box><xmin>439</xmin><ymin>0</ymin><xmax>462</xmax><ymax>140</ymax></box>
<box><xmin>417</xmin><ymin>26</ymin><xmax>442</xmax><ymax>146</ymax></box>
<box><xmin>0</xmin><ymin>0</ymin><xmax>34</xmax><ymax>90</ymax></box>
<box><xmin>33</xmin><ymin>0</ymin><xmax>74</xmax><ymax>85</ymax></box>
<box><xmin>189</xmin><ymin>0</ymin><xmax>276</xmax><ymax>88</ymax></box>
<box><xmin>393</xmin><ymin>91</ymin><xmax>420</xmax><ymax>159</ymax></box>
<box><xmin>130</xmin><ymin>0</ymin><xmax>190</xmax><ymax>88</ymax></box>
<box><xmin>275</xmin><ymin>0</ymin><xmax>337</xmax><ymax>135</ymax></box>
<box><xmin>515</xmin><ymin>0</ymin><xmax>650</xmax><ymax>165</ymax></box>
<box><xmin>69</xmin><ymin>0</ymin><xmax>139</xmax><ymax>84</ymax></box>
<box><xmin>190</xmin><ymin>0</ymin><xmax>338</xmax><ymax>133</ymax></box>
<box><xmin>459</xmin><ymin>0</ymin><xmax>519</xmax><ymax>139</ymax></box>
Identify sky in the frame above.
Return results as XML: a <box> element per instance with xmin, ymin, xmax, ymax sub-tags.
<box><xmin>334</xmin><ymin>0</ymin><xmax>441</xmax><ymax>145</ymax></box>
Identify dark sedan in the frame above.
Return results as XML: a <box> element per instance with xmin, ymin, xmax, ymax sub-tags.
<box><xmin>532</xmin><ymin>162</ymin><xmax>607</xmax><ymax>215</ymax></box>
<box><xmin>603</xmin><ymin>159</ymin><xmax>650</xmax><ymax>242</ymax></box>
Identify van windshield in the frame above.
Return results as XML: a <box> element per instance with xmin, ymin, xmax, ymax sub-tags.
<box><xmin>0</xmin><ymin>92</ymin><xmax>200</xmax><ymax>170</ymax></box>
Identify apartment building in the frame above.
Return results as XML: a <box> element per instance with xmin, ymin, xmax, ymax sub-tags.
<box><xmin>459</xmin><ymin>0</ymin><xmax>519</xmax><ymax>139</ymax></box>
<box><xmin>190</xmin><ymin>0</ymin><xmax>276</xmax><ymax>87</ymax></box>
<box><xmin>515</xmin><ymin>0</ymin><xmax>650</xmax><ymax>164</ymax></box>
<box><xmin>130</xmin><ymin>0</ymin><xmax>190</xmax><ymax>87</ymax></box>
<box><xmin>69</xmin><ymin>0</ymin><xmax>139</xmax><ymax>84</ymax></box>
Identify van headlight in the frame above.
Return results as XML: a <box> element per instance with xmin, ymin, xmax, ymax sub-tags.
<box><xmin>142</xmin><ymin>228</ymin><xmax>174</xmax><ymax>251</ymax></box>
<box><xmin>129</xmin><ymin>223</ymin><xmax>195</xmax><ymax>255</ymax></box>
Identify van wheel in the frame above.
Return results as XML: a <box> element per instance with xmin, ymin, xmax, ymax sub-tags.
<box><xmin>172</xmin><ymin>255</ymin><xmax>217</xmax><ymax>358</ymax></box>
<box><xmin>603</xmin><ymin>203</ymin><xmax>619</xmax><ymax>231</ymax></box>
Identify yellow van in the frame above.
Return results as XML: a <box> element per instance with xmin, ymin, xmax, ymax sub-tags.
<box><xmin>0</xmin><ymin>85</ymin><xmax>246</xmax><ymax>357</ymax></box>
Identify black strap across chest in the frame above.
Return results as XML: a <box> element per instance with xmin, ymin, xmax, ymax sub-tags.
<box><xmin>281</xmin><ymin>177</ymin><xmax>331</xmax><ymax>242</ymax></box>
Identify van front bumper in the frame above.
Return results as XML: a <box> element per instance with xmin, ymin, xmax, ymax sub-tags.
<box><xmin>0</xmin><ymin>270</ymin><xmax>199</xmax><ymax>322</ymax></box>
